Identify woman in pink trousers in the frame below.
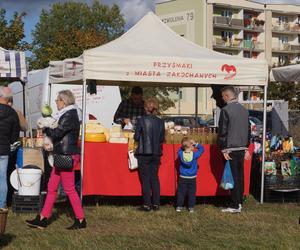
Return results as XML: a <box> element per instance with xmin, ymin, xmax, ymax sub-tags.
<box><xmin>26</xmin><ymin>90</ymin><xmax>86</xmax><ymax>230</ymax></box>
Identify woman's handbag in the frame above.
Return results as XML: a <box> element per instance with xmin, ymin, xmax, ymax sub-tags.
<box><xmin>53</xmin><ymin>154</ymin><xmax>73</xmax><ymax>170</ymax></box>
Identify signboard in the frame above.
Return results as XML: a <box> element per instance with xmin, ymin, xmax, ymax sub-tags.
<box><xmin>160</xmin><ymin>10</ymin><xmax>195</xmax><ymax>42</ymax></box>
<box><xmin>50</xmin><ymin>84</ymin><xmax>121</xmax><ymax>128</ymax></box>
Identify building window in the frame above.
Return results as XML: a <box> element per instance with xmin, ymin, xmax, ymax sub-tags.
<box><xmin>278</xmin><ymin>55</ymin><xmax>289</xmax><ymax>65</ymax></box>
<box><xmin>221</xmin><ymin>31</ymin><xmax>233</xmax><ymax>40</ymax></box>
<box><xmin>244</xmin><ymin>51</ymin><xmax>251</xmax><ymax>58</ymax></box>
<box><xmin>221</xmin><ymin>10</ymin><xmax>233</xmax><ymax>18</ymax></box>
<box><xmin>279</xmin><ymin>35</ymin><xmax>289</xmax><ymax>44</ymax></box>
<box><xmin>278</xmin><ymin>16</ymin><xmax>288</xmax><ymax>24</ymax></box>
<box><xmin>244</xmin><ymin>13</ymin><xmax>253</xmax><ymax>19</ymax></box>
<box><xmin>245</xmin><ymin>33</ymin><xmax>252</xmax><ymax>41</ymax></box>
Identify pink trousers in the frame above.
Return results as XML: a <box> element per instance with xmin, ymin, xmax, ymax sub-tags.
<box><xmin>41</xmin><ymin>155</ymin><xmax>85</xmax><ymax>219</ymax></box>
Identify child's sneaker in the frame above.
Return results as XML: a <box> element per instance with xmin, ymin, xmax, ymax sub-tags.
<box><xmin>176</xmin><ymin>207</ymin><xmax>183</xmax><ymax>212</ymax></box>
<box><xmin>188</xmin><ymin>208</ymin><xmax>194</xmax><ymax>213</ymax></box>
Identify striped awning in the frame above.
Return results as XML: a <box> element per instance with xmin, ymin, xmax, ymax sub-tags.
<box><xmin>0</xmin><ymin>47</ymin><xmax>27</xmax><ymax>81</ymax></box>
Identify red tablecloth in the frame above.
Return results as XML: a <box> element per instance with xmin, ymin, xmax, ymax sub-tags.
<box><xmin>82</xmin><ymin>143</ymin><xmax>253</xmax><ymax>196</ymax></box>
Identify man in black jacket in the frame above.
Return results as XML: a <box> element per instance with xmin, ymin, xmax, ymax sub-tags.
<box><xmin>218</xmin><ymin>86</ymin><xmax>250</xmax><ymax>214</ymax></box>
<box><xmin>0</xmin><ymin>86</ymin><xmax>20</xmax><ymax>209</ymax></box>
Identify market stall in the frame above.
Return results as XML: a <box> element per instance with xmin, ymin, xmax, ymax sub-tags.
<box><xmin>257</xmin><ymin>64</ymin><xmax>300</xmax><ymax>202</ymax></box>
<box><xmin>0</xmin><ymin>47</ymin><xmax>27</xmax><ymax>80</ymax></box>
<box><xmin>270</xmin><ymin>64</ymin><xmax>300</xmax><ymax>83</ymax></box>
<box><xmin>75</xmin><ymin>12</ymin><xmax>269</xmax><ymax>200</ymax></box>
<box><xmin>81</xmin><ymin>143</ymin><xmax>253</xmax><ymax>196</ymax></box>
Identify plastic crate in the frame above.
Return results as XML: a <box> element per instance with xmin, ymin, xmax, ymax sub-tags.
<box><xmin>12</xmin><ymin>192</ymin><xmax>46</xmax><ymax>214</ymax></box>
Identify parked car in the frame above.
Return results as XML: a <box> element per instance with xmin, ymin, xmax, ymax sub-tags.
<box><xmin>205</xmin><ymin>118</ymin><xmax>215</xmax><ymax>127</ymax></box>
<box><xmin>248</xmin><ymin>110</ymin><xmax>272</xmax><ymax>131</ymax></box>
<box><xmin>162</xmin><ymin>116</ymin><xmax>207</xmax><ymax>128</ymax></box>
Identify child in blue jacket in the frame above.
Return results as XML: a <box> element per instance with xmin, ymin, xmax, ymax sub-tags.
<box><xmin>176</xmin><ymin>137</ymin><xmax>204</xmax><ymax>212</ymax></box>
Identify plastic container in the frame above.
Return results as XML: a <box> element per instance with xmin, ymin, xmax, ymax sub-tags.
<box><xmin>16</xmin><ymin>147</ymin><xmax>23</xmax><ymax>168</ymax></box>
<box><xmin>18</xmin><ymin>168</ymin><xmax>42</xmax><ymax>196</ymax></box>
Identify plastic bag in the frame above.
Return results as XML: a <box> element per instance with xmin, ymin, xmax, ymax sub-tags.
<box><xmin>220</xmin><ymin>161</ymin><xmax>234</xmax><ymax>190</ymax></box>
<box><xmin>128</xmin><ymin>150</ymin><xmax>138</xmax><ymax>170</ymax></box>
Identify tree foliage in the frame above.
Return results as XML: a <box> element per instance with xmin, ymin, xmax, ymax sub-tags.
<box><xmin>30</xmin><ymin>0</ymin><xmax>125</xmax><ymax>69</ymax></box>
<box><xmin>268</xmin><ymin>82</ymin><xmax>300</xmax><ymax>110</ymax></box>
<box><xmin>120</xmin><ymin>87</ymin><xmax>177</xmax><ymax>113</ymax></box>
<box><xmin>0</xmin><ymin>9</ymin><xmax>29</xmax><ymax>50</ymax></box>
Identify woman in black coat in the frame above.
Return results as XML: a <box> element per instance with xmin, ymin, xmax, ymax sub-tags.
<box><xmin>134</xmin><ymin>98</ymin><xmax>165</xmax><ymax>211</ymax></box>
<box><xmin>26</xmin><ymin>90</ymin><xmax>86</xmax><ymax>230</ymax></box>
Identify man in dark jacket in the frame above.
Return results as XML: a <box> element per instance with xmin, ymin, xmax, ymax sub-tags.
<box><xmin>0</xmin><ymin>86</ymin><xmax>20</xmax><ymax>209</ymax></box>
<box><xmin>114</xmin><ymin>86</ymin><xmax>145</xmax><ymax>128</ymax></box>
<box><xmin>218</xmin><ymin>86</ymin><xmax>250</xmax><ymax>214</ymax></box>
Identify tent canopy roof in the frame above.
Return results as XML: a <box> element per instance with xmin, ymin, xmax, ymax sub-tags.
<box><xmin>83</xmin><ymin>12</ymin><xmax>268</xmax><ymax>87</ymax></box>
<box><xmin>0</xmin><ymin>47</ymin><xmax>27</xmax><ymax>81</ymax></box>
<box><xmin>270</xmin><ymin>64</ymin><xmax>300</xmax><ymax>83</ymax></box>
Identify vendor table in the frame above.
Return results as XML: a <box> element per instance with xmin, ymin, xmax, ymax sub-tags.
<box><xmin>81</xmin><ymin>143</ymin><xmax>253</xmax><ymax>197</ymax></box>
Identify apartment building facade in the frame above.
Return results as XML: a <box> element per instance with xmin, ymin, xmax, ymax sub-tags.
<box><xmin>156</xmin><ymin>0</ymin><xmax>300</xmax><ymax>115</ymax></box>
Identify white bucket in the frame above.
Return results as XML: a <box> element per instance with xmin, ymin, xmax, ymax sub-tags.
<box><xmin>17</xmin><ymin>169</ymin><xmax>42</xmax><ymax>196</ymax></box>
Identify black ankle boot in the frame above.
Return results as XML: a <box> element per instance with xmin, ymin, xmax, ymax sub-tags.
<box><xmin>26</xmin><ymin>215</ymin><xmax>48</xmax><ymax>229</ymax></box>
<box><xmin>152</xmin><ymin>205</ymin><xmax>160</xmax><ymax>211</ymax></box>
<box><xmin>67</xmin><ymin>218</ymin><xmax>87</xmax><ymax>230</ymax></box>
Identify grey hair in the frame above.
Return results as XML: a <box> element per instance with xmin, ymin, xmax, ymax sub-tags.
<box><xmin>57</xmin><ymin>90</ymin><xmax>75</xmax><ymax>106</ymax></box>
<box><xmin>221</xmin><ymin>86</ymin><xmax>238</xmax><ymax>98</ymax></box>
<box><xmin>0</xmin><ymin>86</ymin><xmax>13</xmax><ymax>100</ymax></box>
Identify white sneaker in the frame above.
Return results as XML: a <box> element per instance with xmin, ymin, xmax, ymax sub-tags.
<box><xmin>188</xmin><ymin>208</ymin><xmax>194</xmax><ymax>213</ymax></box>
<box><xmin>221</xmin><ymin>207</ymin><xmax>241</xmax><ymax>214</ymax></box>
<box><xmin>239</xmin><ymin>204</ymin><xmax>242</xmax><ymax>210</ymax></box>
<box><xmin>176</xmin><ymin>207</ymin><xmax>183</xmax><ymax>212</ymax></box>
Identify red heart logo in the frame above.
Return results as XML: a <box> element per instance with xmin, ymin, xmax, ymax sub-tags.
<box><xmin>221</xmin><ymin>64</ymin><xmax>237</xmax><ymax>80</ymax></box>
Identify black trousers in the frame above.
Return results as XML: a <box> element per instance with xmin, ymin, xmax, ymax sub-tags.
<box><xmin>176</xmin><ymin>177</ymin><xmax>196</xmax><ymax>208</ymax></box>
<box><xmin>229</xmin><ymin>150</ymin><xmax>245</xmax><ymax>209</ymax></box>
<box><xmin>137</xmin><ymin>155</ymin><xmax>161</xmax><ymax>206</ymax></box>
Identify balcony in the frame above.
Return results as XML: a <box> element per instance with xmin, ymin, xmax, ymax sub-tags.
<box><xmin>244</xmin><ymin>18</ymin><xmax>264</xmax><ymax>33</ymax></box>
<box><xmin>213</xmin><ymin>16</ymin><xmax>244</xmax><ymax>30</ymax></box>
<box><xmin>243</xmin><ymin>40</ymin><xmax>264</xmax><ymax>52</ymax></box>
<box><xmin>272</xmin><ymin>43</ymin><xmax>300</xmax><ymax>54</ymax></box>
<box><xmin>213</xmin><ymin>37</ymin><xmax>243</xmax><ymax>51</ymax></box>
<box><xmin>272</xmin><ymin>23</ymin><xmax>300</xmax><ymax>34</ymax></box>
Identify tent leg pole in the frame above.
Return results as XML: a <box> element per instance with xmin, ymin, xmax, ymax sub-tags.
<box><xmin>80</xmin><ymin>79</ymin><xmax>87</xmax><ymax>203</ymax></box>
<box><xmin>260</xmin><ymin>85</ymin><xmax>268</xmax><ymax>204</ymax></box>
<box><xmin>24</xmin><ymin>83</ymin><xmax>33</xmax><ymax>145</ymax></box>
<box><xmin>195</xmin><ymin>87</ymin><xmax>198</xmax><ymax>127</ymax></box>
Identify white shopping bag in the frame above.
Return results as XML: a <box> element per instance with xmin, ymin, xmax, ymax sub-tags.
<box><xmin>128</xmin><ymin>150</ymin><xmax>138</xmax><ymax>170</ymax></box>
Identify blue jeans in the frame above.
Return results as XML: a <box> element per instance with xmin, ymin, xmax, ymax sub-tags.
<box><xmin>0</xmin><ymin>155</ymin><xmax>9</xmax><ymax>208</ymax></box>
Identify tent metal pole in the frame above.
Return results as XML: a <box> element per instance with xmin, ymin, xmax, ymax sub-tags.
<box><xmin>24</xmin><ymin>83</ymin><xmax>33</xmax><ymax>145</ymax></box>
<box><xmin>260</xmin><ymin>85</ymin><xmax>268</xmax><ymax>204</ymax></box>
<box><xmin>195</xmin><ymin>87</ymin><xmax>198</xmax><ymax>126</ymax></box>
<box><xmin>21</xmin><ymin>82</ymin><xmax>26</xmax><ymax>116</ymax></box>
<box><xmin>80</xmin><ymin>78</ymin><xmax>87</xmax><ymax>202</ymax></box>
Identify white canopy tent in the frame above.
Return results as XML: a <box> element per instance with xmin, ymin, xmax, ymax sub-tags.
<box><xmin>49</xmin><ymin>56</ymin><xmax>83</xmax><ymax>84</ymax></box>
<box><xmin>270</xmin><ymin>64</ymin><xmax>300</xmax><ymax>82</ymax></box>
<box><xmin>79</xmin><ymin>12</ymin><xmax>268</xmax><ymax>202</ymax></box>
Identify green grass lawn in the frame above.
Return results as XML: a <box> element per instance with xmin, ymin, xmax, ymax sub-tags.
<box><xmin>1</xmin><ymin>196</ymin><xmax>299</xmax><ymax>250</ymax></box>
